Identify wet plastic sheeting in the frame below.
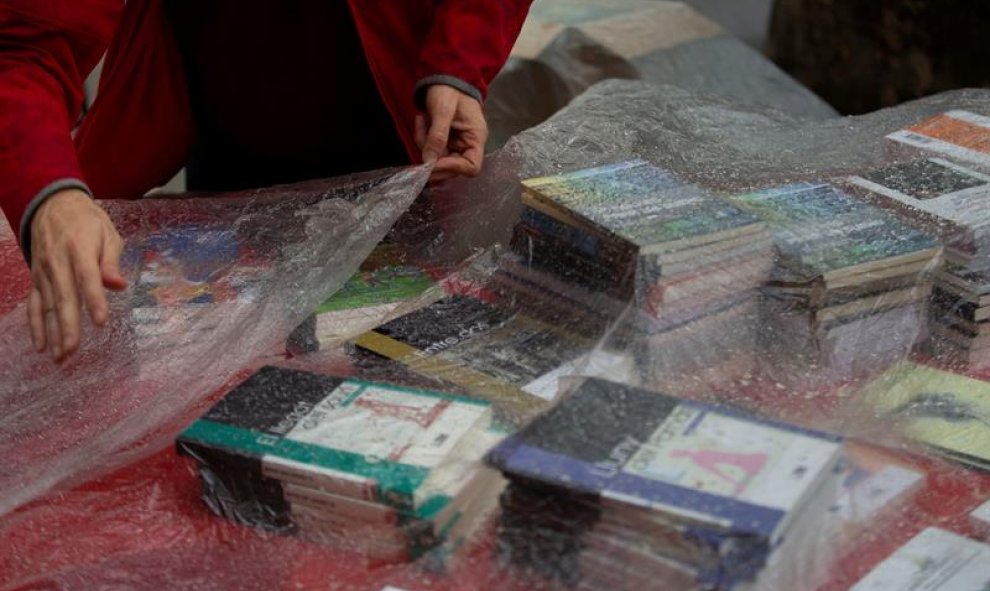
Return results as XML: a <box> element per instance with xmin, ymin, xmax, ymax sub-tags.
<box><xmin>485</xmin><ymin>0</ymin><xmax>838</xmax><ymax>148</ymax></box>
<box><xmin>2</xmin><ymin>84</ymin><xmax>990</xmax><ymax>590</ymax></box>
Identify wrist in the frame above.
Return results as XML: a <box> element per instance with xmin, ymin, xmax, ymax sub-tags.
<box><xmin>20</xmin><ymin>179</ymin><xmax>92</xmax><ymax>263</ymax></box>
<box><xmin>414</xmin><ymin>75</ymin><xmax>483</xmax><ymax>111</ymax></box>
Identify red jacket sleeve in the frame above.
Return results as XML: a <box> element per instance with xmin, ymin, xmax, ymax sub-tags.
<box><xmin>414</xmin><ymin>0</ymin><xmax>532</xmax><ymax>106</ymax></box>
<box><xmin>0</xmin><ymin>1</ymin><xmax>122</xmax><ymax>256</ymax></box>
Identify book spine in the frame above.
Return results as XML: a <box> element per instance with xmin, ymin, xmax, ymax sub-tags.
<box><xmin>520</xmin><ymin>207</ymin><xmax>637</xmax><ymax>263</ymax></box>
<box><xmin>510</xmin><ymin>225</ymin><xmax>635</xmax><ymax>299</ymax></box>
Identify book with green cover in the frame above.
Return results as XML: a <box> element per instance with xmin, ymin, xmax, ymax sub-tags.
<box><xmin>177</xmin><ymin>366</ymin><xmax>493</xmax><ymax>519</ymax></box>
<box><xmin>728</xmin><ymin>183</ymin><xmax>941</xmax><ymax>284</ymax></box>
<box><xmin>522</xmin><ymin>160</ymin><xmax>766</xmax><ymax>255</ymax></box>
<box><xmin>317</xmin><ymin>264</ymin><xmax>437</xmax><ymax>315</ymax></box>
<box><xmin>849</xmin><ymin>361</ymin><xmax>990</xmax><ymax>470</ymax></box>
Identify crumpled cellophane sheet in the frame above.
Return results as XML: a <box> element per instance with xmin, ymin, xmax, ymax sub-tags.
<box><xmin>484</xmin><ymin>0</ymin><xmax>838</xmax><ymax>149</ymax></box>
<box><xmin>0</xmin><ymin>166</ymin><xmax>430</xmax><ymax>515</ymax></box>
<box><xmin>3</xmin><ymin>83</ymin><xmax>990</xmax><ymax>591</ymax></box>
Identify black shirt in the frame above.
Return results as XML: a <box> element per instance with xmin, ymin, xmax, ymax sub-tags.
<box><xmin>165</xmin><ymin>1</ymin><xmax>409</xmax><ymax>192</ymax></box>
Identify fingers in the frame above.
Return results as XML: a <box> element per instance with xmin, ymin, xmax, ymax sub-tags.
<box><xmin>45</xmin><ymin>251</ymin><xmax>82</xmax><ymax>359</ymax></box>
<box><xmin>35</xmin><ymin>270</ymin><xmax>63</xmax><ymax>360</ymax></box>
<box><xmin>100</xmin><ymin>231</ymin><xmax>127</xmax><ymax>291</ymax></box>
<box><xmin>28</xmin><ymin>287</ymin><xmax>45</xmax><ymax>352</ymax></box>
<box><xmin>422</xmin><ymin>98</ymin><xmax>456</xmax><ymax>164</ymax></box>
<box><xmin>414</xmin><ymin>114</ymin><xmax>427</xmax><ymax>152</ymax></box>
<box><xmin>432</xmin><ymin>155</ymin><xmax>478</xmax><ymax>180</ymax></box>
<box><xmin>73</xmin><ymin>242</ymin><xmax>109</xmax><ymax>327</ymax></box>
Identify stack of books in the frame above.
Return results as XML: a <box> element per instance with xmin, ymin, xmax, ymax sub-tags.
<box><xmin>352</xmin><ymin>294</ymin><xmax>634</xmax><ymax>421</ymax></box>
<box><xmin>486</xmin><ymin>377</ymin><xmax>845</xmax><ymax>590</ymax></box>
<box><xmin>728</xmin><ymin>182</ymin><xmax>941</xmax><ymax>383</ymax></box>
<box><xmin>927</xmin><ymin>266</ymin><xmax>990</xmax><ymax>367</ymax></box>
<box><xmin>177</xmin><ymin>366</ymin><xmax>503</xmax><ymax>564</ymax></box>
<box><xmin>507</xmin><ymin>160</ymin><xmax>773</xmax><ymax>390</ymax></box>
<box><xmin>851</xmin><ymin>112</ymin><xmax>990</xmax><ymax>367</ymax></box>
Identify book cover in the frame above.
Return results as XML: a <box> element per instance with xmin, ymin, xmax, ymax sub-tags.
<box><xmin>850</xmin><ymin>361</ymin><xmax>990</xmax><ymax>470</ymax></box>
<box><xmin>354</xmin><ymin>296</ymin><xmax>616</xmax><ymax>416</ymax></box>
<box><xmin>522</xmin><ymin>160</ymin><xmax>764</xmax><ymax>253</ymax></box>
<box><xmin>487</xmin><ymin>378</ymin><xmax>843</xmax><ymax>542</ymax></box>
<box><xmin>178</xmin><ymin>366</ymin><xmax>491</xmax><ymax>516</ymax></box>
<box><xmin>126</xmin><ymin>226</ymin><xmax>266</xmax><ymax>344</ymax></box>
<box><xmin>128</xmin><ymin>226</ymin><xmax>263</xmax><ymax>308</ymax></box>
<box><xmin>317</xmin><ymin>264</ymin><xmax>436</xmax><ymax>315</ymax></box>
<box><xmin>729</xmin><ymin>183</ymin><xmax>940</xmax><ymax>284</ymax></box>
<box><xmin>851</xmin><ymin>527</ymin><xmax>990</xmax><ymax>590</ymax></box>
<box><xmin>886</xmin><ymin>110</ymin><xmax>990</xmax><ymax>169</ymax></box>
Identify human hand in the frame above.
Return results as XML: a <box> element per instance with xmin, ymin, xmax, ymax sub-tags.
<box><xmin>415</xmin><ymin>84</ymin><xmax>488</xmax><ymax>182</ymax></box>
<box><xmin>28</xmin><ymin>189</ymin><xmax>127</xmax><ymax>361</ymax></box>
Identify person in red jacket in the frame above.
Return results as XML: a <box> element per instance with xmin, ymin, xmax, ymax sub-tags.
<box><xmin>0</xmin><ymin>0</ymin><xmax>531</xmax><ymax>362</ymax></box>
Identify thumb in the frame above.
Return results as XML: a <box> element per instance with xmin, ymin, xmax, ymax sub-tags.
<box><xmin>100</xmin><ymin>234</ymin><xmax>127</xmax><ymax>291</ymax></box>
<box><xmin>422</xmin><ymin>102</ymin><xmax>454</xmax><ymax>164</ymax></box>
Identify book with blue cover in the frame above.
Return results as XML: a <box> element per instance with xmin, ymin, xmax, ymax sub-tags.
<box><xmin>487</xmin><ymin>377</ymin><xmax>844</xmax><ymax>588</ymax></box>
<box><xmin>522</xmin><ymin>160</ymin><xmax>766</xmax><ymax>255</ymax></box>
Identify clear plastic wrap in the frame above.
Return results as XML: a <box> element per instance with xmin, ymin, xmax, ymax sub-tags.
<box><xmin>485</xmin><ymin>0</ymin><xmax>838</xmax><ymax>149</ymax></box>
<box><xmin>3</xmin><ymin>82</ymin><xmax>990</xmax><ymax>591</ymax></box>
<box><xmin>0</xmin><ymin>167</ymin><xmax>430</xmax><ymax>516</ymax></box>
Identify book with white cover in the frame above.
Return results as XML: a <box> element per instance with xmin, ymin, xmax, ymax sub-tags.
<box><xmin>851</xmin><ymin>527</ymin><xmax>990</xmax><ymax>590</ymax></box>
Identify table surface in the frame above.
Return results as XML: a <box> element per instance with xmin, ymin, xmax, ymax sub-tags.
<box><xmin>2</xmin><ymin>227</ymin><xmax>989</xmax><ymax>591</ymax></box>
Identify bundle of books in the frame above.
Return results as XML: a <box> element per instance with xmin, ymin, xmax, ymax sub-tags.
<box><xmin>849</xmin><ymin>110</ymin><xmax>990</xmax><ymax>367</ymax></box>
<box><xmin>352</xmin><ymin>294</ymin><xmax>634</xmax><ymax>421</ymax></box>
<box><xmin>486</xmin><ymin>377</ymin><xmax>845</xmax><ymax>591</ymax></box>
<box><xmin>728</xmin><ymin>182</ymin><xmax>941</xmax><ymax>384</ymax></box>
<box><xmin>176</xmin><ymin>366</ymin><xmax>503</xmax><ymax>564</ymax></box>
<box><xmin>507</xmin><ymin>160</ymin><xmax>773</xmax><ymax>391</ymax></box>
<box><xmin>927</xmin><ymin>266</ymin><xmax>990</xmax><ymax>367</ymax></box>
<box><xmin>850</xmin><ymin>527</ymin><xmax>990</xmax><ymax>590</ymax></box>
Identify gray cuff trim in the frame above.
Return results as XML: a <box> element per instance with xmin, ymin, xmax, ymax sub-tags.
<box><xmin>19</xmin><ymin>178</ymin><xmax>92</xmax><ymax>262</ymax></box>
<box><xmin>413</xmin><ymin>75</ymin><xmax>483</xmax><ymax>111</ymax></box>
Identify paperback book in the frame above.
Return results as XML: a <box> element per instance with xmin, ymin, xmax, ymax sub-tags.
<box><xmin>850</xmin><ymin>527</ymin><xmax>990</xmax><ymax>590</ymax></box>
<box><xmin>353</xmin><ymin>295</ymin><xmax>633</xmax><ymax>419</ymax></box>
<box><xmin>177</xmin><ymin>366</ymin><xmax>501</xmax><ymax>562</ymax></box>
<box><xmin>848</xmin><ymin>361</ymin><xmax>990</xmax><ymax>470</ymax></box>
<box><xmin>886</xmin><ymin>110</ymin><xmax>990</xmax><ymax>170</ymax></box>
<box><xmin>487</xmin><ymin>377</ymin><xmax>844</xmax><ymax>589</ymax></box>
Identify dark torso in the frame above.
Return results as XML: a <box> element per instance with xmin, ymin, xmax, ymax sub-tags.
<box><xmin>165</xmin><ymin>1</ymin><xmax>408</xmax><ymax>192</ymax></box>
